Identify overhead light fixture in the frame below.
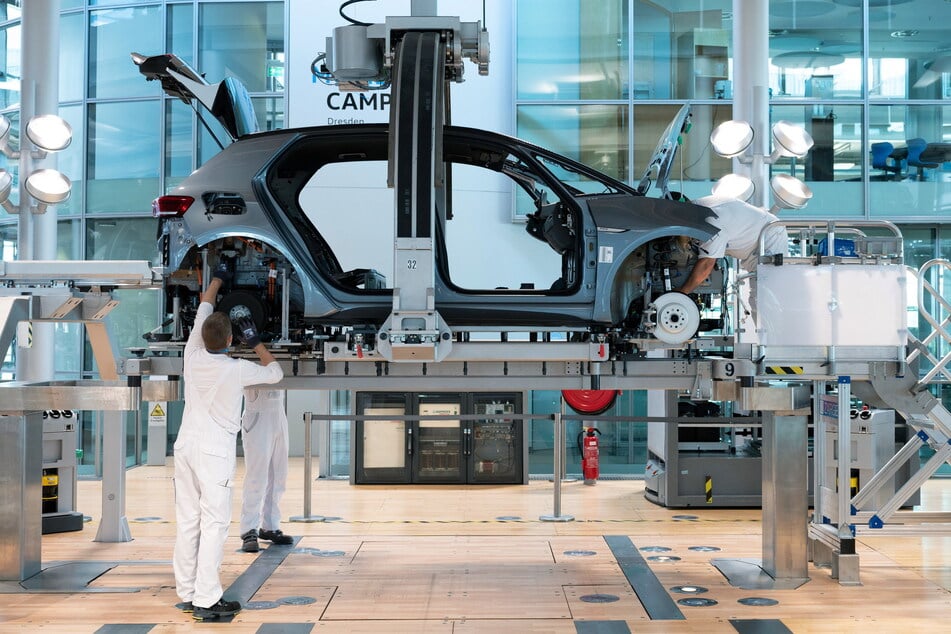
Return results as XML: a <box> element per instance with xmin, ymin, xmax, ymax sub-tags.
<box><xmin>711</xmin><ymin>173</ymin><xmax>755</xmax><ymax>202</ymax></box>
<box><xmin>0</xmin><ymin>112</ymin><xmax>74</xmax><ymax>214</ymax></box>
<box><xmin>710</xmin><ymin>120</ymin><xmax>754</xmax><ymax>158</ymax></box>
<box><xmin>26</xmin><ymin>169</ymin><xmax>71</xmax><ymax>203</ymax></box>
<box><xmin>26</xmin><ymin>114</ymin><xmax>72</xmax><ymax>154</ymax></box>
<box><xmin>771</xmin><ymin>51</ymin><xmax>845</xmax><ymax>69</ymax></box>
<box><xmin>710</xmin><ymin>119</ymin><xmax>815</xmax><ymax>213</ymax></box>
<box><xmin>770</xmin><ymin>174</ymin><xmax>813</xmax><ymax>211</ymax></box>
<box><xmin>770</xmin><ymin>120</ymin><xmax>814</xmax><ymax>160</ymax></box>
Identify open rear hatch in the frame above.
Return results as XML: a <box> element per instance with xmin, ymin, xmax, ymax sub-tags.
<box><xmin>131</xmin><ymin>52</ymin><xmax>259</xmax><ymax>141</ymax></box>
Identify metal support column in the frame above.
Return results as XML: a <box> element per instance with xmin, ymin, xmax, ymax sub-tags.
<box><xmin>762</xmin><ymin>409</ymin><xmax>810</xmax><ymax>584</ymax></box>
<box><xmin>833</xmin><ymin>376</ymin><xmax>859</xmax><ymax>582</ymax></box>
<box><xmin>94</xmin><ymin>410</ymin><xmax>132</xmax><ymax>542</ymax></box>
<box><xmin>810</xmin><ymin>380</ymin><xmax>833</xmax><ymax>568</ymax></box>
<box><xmin>0</xmin><ymin>413</ymin><xmax>43</xmax><ymax>581</ymax></box>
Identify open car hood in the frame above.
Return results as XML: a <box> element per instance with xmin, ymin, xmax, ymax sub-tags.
<box><xmin>131</xmin><ymin>52</ymin><xmax>259</xmax><ymax>141</ymax></box>
<box><xmin>636</xmin><ymin>104</ymin><xmax>692</xmax><ymax>199</ymax></box>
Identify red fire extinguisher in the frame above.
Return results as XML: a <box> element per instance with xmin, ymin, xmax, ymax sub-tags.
<box><xmin>580</xmin><ymin>427</ymin><xmax>601</xmax><ymax>485</ymax></box>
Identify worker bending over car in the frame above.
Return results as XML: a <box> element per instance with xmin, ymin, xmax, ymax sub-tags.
<box><xmin>678</xmin><ymin>195</ymin><xmax>788</xmax><ymax>318</ymax></box>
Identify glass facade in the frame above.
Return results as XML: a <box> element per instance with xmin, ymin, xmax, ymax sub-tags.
<box><xmin>516</xmin><ymin>0</ymin><xmax>951</xmax><ymax>217</ymax></box>
<box><xmin>0</xmin><ymin>1</ymin><xmax>286</xmax><ymax>473</ymax></box>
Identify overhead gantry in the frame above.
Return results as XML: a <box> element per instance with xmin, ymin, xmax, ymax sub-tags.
<box><xmin>320</xmin><ymin>15</ymin><xmax>488</xmax><ymax>362</ymax></box>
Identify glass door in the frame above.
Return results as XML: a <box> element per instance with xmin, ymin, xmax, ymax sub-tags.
<box><xmin>469</xmin><ymin>393</ymin><xmax>523</xmax><ymax>484</ymax></box>
<box><xmin>355</xmin><ymin>393</ymin><xmax>412</xmax><ymax>483</ymax></box>
<box><xmin>414</xmin><ymin>394</ymin><xmax>464</xmax><ymax>483</ymax></box>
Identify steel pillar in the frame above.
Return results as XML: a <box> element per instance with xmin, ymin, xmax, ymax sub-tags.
<box><xmin>0</xmin><ymin>413</ymin><xmax>43</xmax><ymax>581</ymax></box>
<box><xmin>762</xmin><ymin>409</ymin><xmax>810</xmax><ymax>583</ymax></box>
<box><xmin>94</xmin><ymin>410</ymin><xmax>132</xmax><ymax>542</ymax></box>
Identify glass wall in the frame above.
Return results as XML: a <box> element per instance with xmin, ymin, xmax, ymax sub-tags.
<box><xmin>516</xmin><ymin>0</ymin><xmax>951</xmax><ymax>219</ymax></box>
<box><xmin>0</xmin><ymin>1</ymin><xmax>286</xmax><ymax>470</ymax></box>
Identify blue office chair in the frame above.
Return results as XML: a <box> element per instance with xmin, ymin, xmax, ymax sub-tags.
<box><xmin>870</xmin><ymin>142</ymin><xmax>902</xmax><ymax>180</ymax></box>
<box><xmin>906</xmin><ymin>138</ymin><xmax>940</xmax><ymax>181</ymax></box>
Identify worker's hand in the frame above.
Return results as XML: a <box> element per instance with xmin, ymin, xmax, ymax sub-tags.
<box><xmin>212</xmin><ymin>260</ymin><xmax>233</xmax><ymax>284</ymax></box>
<box><xmin>234</xmin><ymin>316</ymin><xmax>262</xmax><ymax>348</ymax></box>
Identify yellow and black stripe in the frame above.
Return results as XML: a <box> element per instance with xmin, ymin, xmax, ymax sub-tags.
<box><xmin>705</xmin><ymin>476</ymin><xmax>713</xmax><ymax>504</ymax></box>
<box><xmin>765</xmin><ymin>366</ymin><xmax>804</xmax><ymax>375</ymax></box>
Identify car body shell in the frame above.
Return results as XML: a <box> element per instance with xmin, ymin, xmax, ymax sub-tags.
<box><xmin>162</xmin><ymin>123</ymin><xmax>717</xmax><ymax>331</ymax></box>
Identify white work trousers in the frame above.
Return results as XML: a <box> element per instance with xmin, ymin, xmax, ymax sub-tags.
<box><xmin>173</xmin><ymin>429</ymin><xmax>236</xmax><ymax>608</ymax></box>
<box><xmin>239</xmin><ymin>390</ymin><xmax>289</xmax><ymax>534</ymax></box>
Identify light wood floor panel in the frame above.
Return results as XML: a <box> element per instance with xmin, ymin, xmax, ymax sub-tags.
<box><xmin>0</xmin><ymin>458</ymin><xmax>947</xmax><ymax>632</ymax></box>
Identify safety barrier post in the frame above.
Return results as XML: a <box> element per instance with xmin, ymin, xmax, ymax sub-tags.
<box><xmin>540</xmin><ymin>410</ymin><xmax>574</xmax><ymax>522</ymax></box>
<box><xmin>290</xmin><ymin>411</ymin><xmax>325</xmax><ymax>523</ymax></box>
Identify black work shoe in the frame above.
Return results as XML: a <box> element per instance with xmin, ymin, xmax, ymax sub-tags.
<box><xmin>258</xmin><ymin>528</ymin><xmax>294</xmax><ymax>545</ymax></box>
<box><xmin>192</xmin><ymin>598</ymin><xmax>241</xmax><ymax>621</ymax></box>
<box><xmin>241</xmin><ymin>529</ymin><xmax>260</xmax><ymax>553</ymax></box>
<box><xmin>177</xmin><ymin>601</ymin><xmax>193</xmax><ymax>612</ymax></box>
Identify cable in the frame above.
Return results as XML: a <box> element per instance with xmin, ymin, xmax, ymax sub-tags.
<box><xmin>339</xmin><ymin>0</ymin><xmax>375</xmax><ymax>27</ymax></box>
<box><xmin>682</xmin><ymin>104</ymin><xmax>719</xmax><ymax>180</ymax></box>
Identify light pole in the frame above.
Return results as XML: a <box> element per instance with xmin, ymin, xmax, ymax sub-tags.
<box><xmin>8</xmin><ymin>0</ymin><xmax>68</xmax><ymax>382</ymax></box>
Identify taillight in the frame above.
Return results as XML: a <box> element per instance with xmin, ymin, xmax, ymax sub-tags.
<box><xmin>152</xmin><ymin>195</ymin><xmax>194</xmax><ymax>218</ymax></box>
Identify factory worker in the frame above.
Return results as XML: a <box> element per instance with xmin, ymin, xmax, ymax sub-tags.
<box><xmin>677</xmin><ymin>195</ymin><xmax>787</xmax><ymax>318</ymax></box>
<box><xmin>173</xmin><ymin>262</ymin><xmax>283</xmax><ymax>621</ymax></box>
<box><xmin>239</xmin><ymin>387</ymin><xmax>294</xmax><ymax>553</ymax></box>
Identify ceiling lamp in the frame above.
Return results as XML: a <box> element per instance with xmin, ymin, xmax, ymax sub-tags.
<box><xmin>771</xmin><ymin>51</ymin><xmax>845</xmax><ymax>69</ymax></box>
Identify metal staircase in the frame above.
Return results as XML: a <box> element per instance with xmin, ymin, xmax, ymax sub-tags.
<box><xmin>848</xmin><ymin>259</ymin><xmax>951</xmax><ymax>533</ymax></box>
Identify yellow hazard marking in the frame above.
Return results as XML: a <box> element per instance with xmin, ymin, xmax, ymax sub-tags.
<box><xmin>705</xmin><ymin>476</ymin><xmax>713</xmax><ymax>504</ymax></box>
<box><xmin>765</xmin><ymin>366</ymin><xmax>804</xmax><ymax>375</ymax></box>
<box><xmin>150</xmin><ymin>404</ymin><xmax>166</xmax><ymax>417</ymax></box>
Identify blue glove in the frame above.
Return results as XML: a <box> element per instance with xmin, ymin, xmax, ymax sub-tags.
<box><xmin>235</xmin><ymin>316</ymin><xmax>261</xmax><ymax>348</ymax></box>
<box><xmin>212</xmin><ymin>261</ymin><xmax>233</xmax><ymax>284</ymax></box>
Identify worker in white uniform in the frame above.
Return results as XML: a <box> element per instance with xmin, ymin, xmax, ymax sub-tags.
<box><xmin>239</xmin><ymin>387</ymin><xmax>294</xmax><ymax>552</ymax></box>
<box><xmin>677</xmin><ymin>195</ymin><xmax>788</xmax><ymax>318</ymax></box>
<box><xmin>173</xmin><ymin>262</ymin><xmax>284</xmax><ymax>621</ymax></box>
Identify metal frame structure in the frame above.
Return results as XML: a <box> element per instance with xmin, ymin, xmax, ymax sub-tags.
<box><xmin>0</xmin><ymin>255</ymin><xmax>947</xmax><ymax>590</ymax></box>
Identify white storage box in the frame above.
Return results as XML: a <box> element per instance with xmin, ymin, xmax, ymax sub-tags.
<box><xmin>756</xmin><ymin>263</ymin><xmax>907</xmax><ymax>347</ymax></box>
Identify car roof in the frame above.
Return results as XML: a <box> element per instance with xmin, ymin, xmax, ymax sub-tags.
<box><xmin>135</xmin><ymin>52</ymin><xmax>691</xmax><ymax>198</ymax></box>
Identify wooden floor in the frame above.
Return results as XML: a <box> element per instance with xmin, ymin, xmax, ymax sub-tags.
<box><xmin>2</xmin><ymin>457</ymin><xmax>950</xmax><ymax>633</ymax></box>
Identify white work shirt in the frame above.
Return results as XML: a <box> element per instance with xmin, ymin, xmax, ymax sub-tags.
<box><xmin>179</xmin><ymin>302</ymin><xmax>283</xmax><ymax>439</ymax></box>
<box><xmin>692</xmin><ymin>195</ymin><xmax>787</xmax><ymax>272</ymax></box>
